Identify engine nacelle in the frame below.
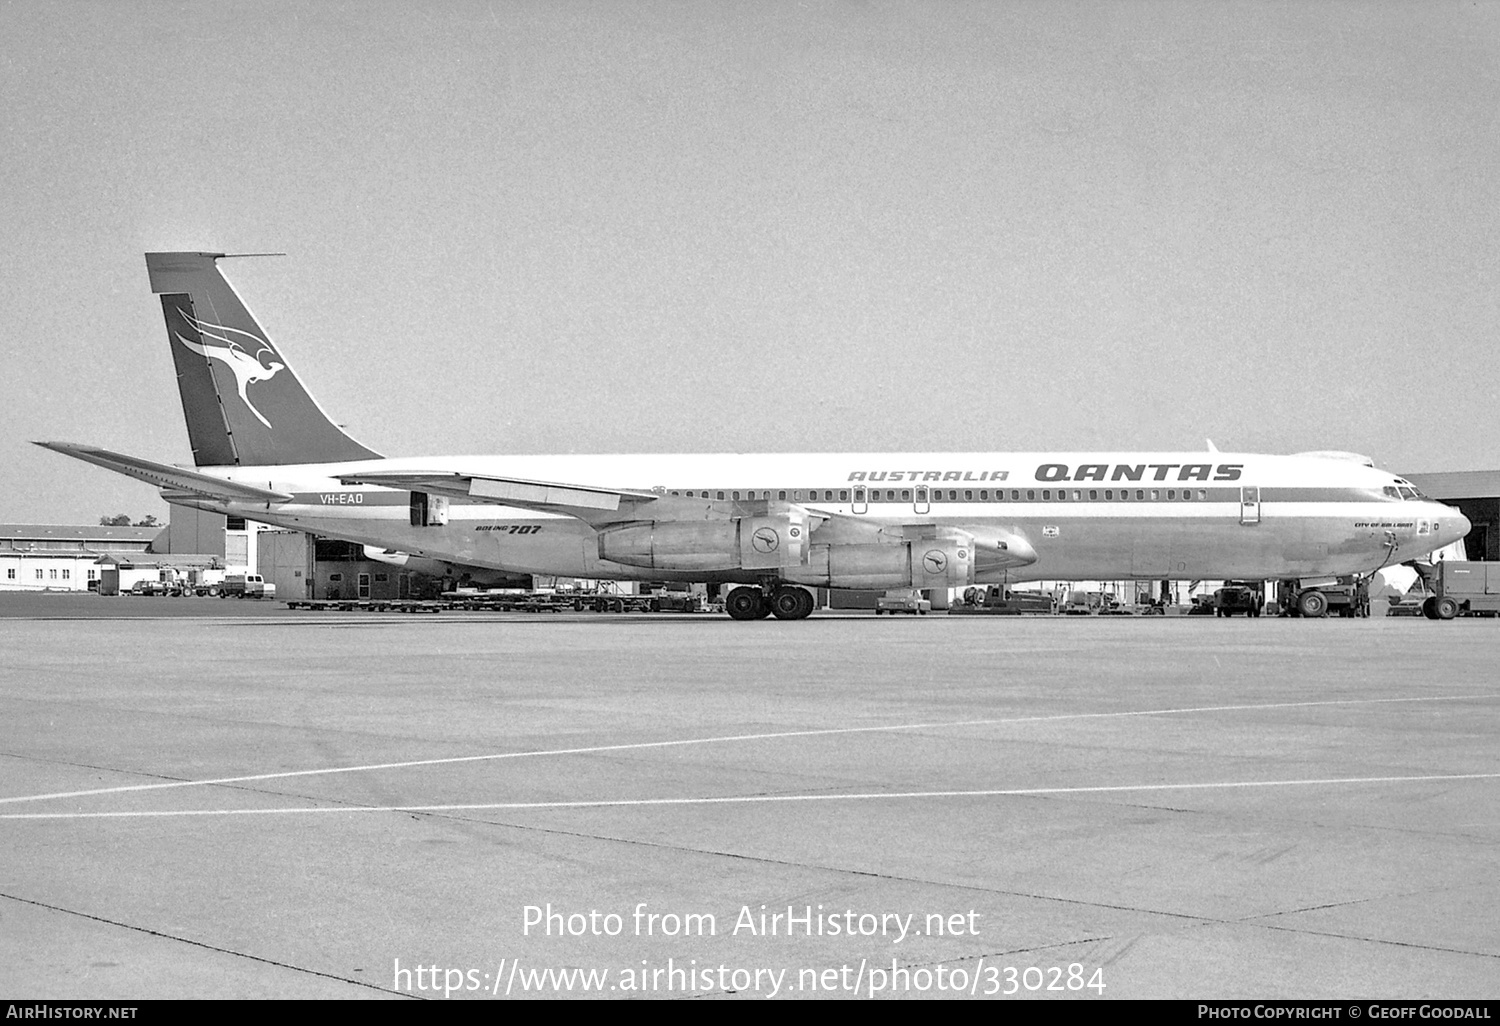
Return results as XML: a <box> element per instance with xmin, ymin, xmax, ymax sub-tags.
<box><xmin>597</xmin><ymin>515</ymin><xmax>808</xmax><ymax>571</ymax></box>
<box><xmin>787</xmin><ymin>539</ymin><xmax>974</xmax><ymax>590</ymax></box>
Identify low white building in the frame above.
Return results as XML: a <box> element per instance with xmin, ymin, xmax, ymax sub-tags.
<box><xmin>0</xmin><ymin>524</ymin><xmax>161</xmax><ymax>591</ymax></box>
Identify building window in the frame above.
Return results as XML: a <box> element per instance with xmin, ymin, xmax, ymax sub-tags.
<box><xmin>36</xmin><ymin>569</ymin><xmax>44</xmax><ymax>579</ymax></box>
<box><xmin>87</xmin><ymin>569</ymin><xmax>96</xmax><ymax>579</ymax></box>
<box><xmin>5</xmin><ymin>568</ymin><xmax>13</xmax><ymax>580</ymax></box>
<box><xmin>226</xmin><ymin>516</ymin><xmax>247</xmax><ymax>531</ymax></box>
<box><xmin>62</xmin><ymin>569</ymin><xmax>70</xmax><ymax>580</ymax></box>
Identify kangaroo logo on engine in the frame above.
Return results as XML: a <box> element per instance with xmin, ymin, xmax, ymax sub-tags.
<box><xmin>751</xmin><ymin>527</ymin><xmax>780</xmax><ymax>553</ymax></box>
<box><xmin>922</xmin><ymin>549</ymin><xmax>948</xmax><ymax>574</ymax></box>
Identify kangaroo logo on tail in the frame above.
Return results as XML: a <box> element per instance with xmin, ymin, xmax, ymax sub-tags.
<box><xmin>172</xmin><ymin>307</ymin><xmax>285</xmax><ymax>428</ymax></box>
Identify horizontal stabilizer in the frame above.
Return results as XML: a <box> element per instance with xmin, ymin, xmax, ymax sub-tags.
<box><xmin>34</xmin><ymin>442</ymin><xmax>294</xmax><ymax>504</ymax></box>
<box><xmin>336</xmin><ymin>469</ymin><xmax>658</xmax><ymax>516</ymax></box>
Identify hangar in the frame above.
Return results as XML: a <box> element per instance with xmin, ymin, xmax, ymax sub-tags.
<box><xmin>1402</xmin><ymin>470</ymin><xmax>1500</xmax><ymax>562</ymax></box>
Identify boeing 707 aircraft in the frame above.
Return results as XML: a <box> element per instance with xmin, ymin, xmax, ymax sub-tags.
<box><xmin>38</xmin><ymin>252</ymin><xmax>1470</xmax><ymax>620</ymax></box>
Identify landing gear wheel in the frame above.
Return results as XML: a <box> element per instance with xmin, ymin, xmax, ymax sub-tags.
<box><xmin>726</xmin><ymin>587</ymin><xmax>765</xmax><ymax>621</ymax></box>
<box><xmin>1296</xmin><ymin>590</ymin><xmax>1328</xmax><ymax>618</ymax></box>
<box><xmin>1435</xmin><ymin>597</ymin><xmax>1459</xmax><ymax>620</ymax></box>
<box><xmin>770</xmin><ymin>585</ymin><xmax>815</xmax><ymax>620</ymax></box>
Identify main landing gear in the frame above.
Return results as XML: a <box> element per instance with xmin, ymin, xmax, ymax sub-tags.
<box><xmin>725</xmin><ymin>584</ymin><xmax>815</xmax><ymax>621</ymax></box>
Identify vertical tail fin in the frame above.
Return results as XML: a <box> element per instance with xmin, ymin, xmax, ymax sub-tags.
<box><xmin>146</xmin><ymin>252</ymin><xmax>381</xmax><ymax>467</ymax></box>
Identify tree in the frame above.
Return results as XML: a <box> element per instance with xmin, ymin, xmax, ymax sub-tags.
<box><xmin>134</xmin><ymin>515</ymin><xmax>160</xmax><ymax>527</ymax></box>
<box><xmin>99</xmin><ymin>514</ymin><xmax>132</xmax><ymax>526</ymax></box>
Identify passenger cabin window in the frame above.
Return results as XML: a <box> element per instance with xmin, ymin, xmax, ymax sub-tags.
<box><xmin>901</xmin><ymin>489</ymin><xmax>911</xmax><ymax>501</ymax></box>
<box><xmin>840</xmin><ymin>490</ymin><xmax>849</xmax><ymax>501</ymax></box>
<box><xmin>717</xmin><ymin>491</ymin><xmax>725</xmax><ymax>500</ymax></box>
<box><xmin>1089</xmin><ymin>489</ymin><xmax>1098</xmax><ymax>500</ymax></box>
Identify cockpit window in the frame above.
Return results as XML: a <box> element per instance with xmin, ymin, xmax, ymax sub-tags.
<box><xmin>1398</xmin><ymin>486</ymin><xmax>1420</xmax><ymax>500</ymax></box>
<box><xmin>1382</xmin><ymin>486</ymin><xmax>1400</xmax><ymax>499</ymax></box>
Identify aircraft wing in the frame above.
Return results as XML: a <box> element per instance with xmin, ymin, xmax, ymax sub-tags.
<box><xmin>34</xmin><ymin>442</ymin><xmax>295</xmax><ymax>504</ymax></box>
<box><xmin>335</xmin><ymin>469</ymin><xmax>659</xmax><ymax>518</ymax></box>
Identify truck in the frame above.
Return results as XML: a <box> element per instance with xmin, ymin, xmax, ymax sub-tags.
<box><xmin>950</xmin><ymin>585</ymin><xmax>1056</xmax><ymax>615</ymax></box>
<box><xmin>220</xmin><ymin>573</ymin><xmax>276</xmax><ymax>599</ymax></box>
<box><xmin>1276</xmin><ymin>577</ymin><xmax>1369</xmax><ymax>618</ymax></box>
<box><xmin>1213</xmin><ymin>583</ymin><xmax>1264</xmax><ymax>617</ymax></box>
<box><xmin>1410</xmin><ymin>561</ymin><xmax>1500</xmax><ymax>619</ymax></box>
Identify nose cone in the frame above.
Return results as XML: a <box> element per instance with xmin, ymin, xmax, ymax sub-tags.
<box><xmin>1435</xmin><ymin>504</ymin><xmax>1471</xmax><ymax>549</ymax></box>
<box><xmin>968</xmin><ymin>527</ymin><xmax>1038</xmax><ymax>568</ymax></box>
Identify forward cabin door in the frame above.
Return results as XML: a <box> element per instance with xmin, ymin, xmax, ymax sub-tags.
<box><xmin>914</xmin><ymin>486</ymin><xmax>930</xmax><ymax>514</ymax></box>
<box><xmin>852</xmin><ymin>486</ymin><xmax>868</xmax><ymax>515</ymax></box>
<box><xmin>1239</xmin><ymin>486</ymin><xmax>1261</xmax><ymax>525</ymax></box>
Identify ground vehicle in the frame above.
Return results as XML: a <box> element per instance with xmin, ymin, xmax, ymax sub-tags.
<box><xmin>1411</xmin><ymin>561</ymin><xmax>1500</xmax><ymax>619</ymax></box>
<box><xmin>875</xmin><ymin>590</ymin><xmax>932</xmax><ymax>615</ymax></box>
<box><xmin>1277</xmin><ymin>577</ymin><xmax>1369</xmax><ymax>618</ymax></box>
<box><xmin>951</xmin><ymin>585</ymin><xmax>1055</xmax><ymax>615</ymax></box>
<box><xmin>1213</xmin><ymin>583</ymin><xmax>1263</xmax><ymax>617</ymax></box>
<box><xmin>220</xmin><ymin>573</ymin><xmax>276</xmax><ymax>599</ymax></box>
<box><xmin>187</xmin><ymin>567</ymin><xmax>225</xmax><ymax>596</ymax></box>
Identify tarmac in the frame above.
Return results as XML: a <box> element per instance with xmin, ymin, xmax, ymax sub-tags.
<box><xmin>0</xmin><ymin>594</ymin><xmax>1496</xmax><ymax>1000</ymax></box>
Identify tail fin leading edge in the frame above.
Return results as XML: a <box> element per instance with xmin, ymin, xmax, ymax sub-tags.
<box><xmin>146</xmin><ymin>252</ymin><xmax>381</xmax><ymax>467</ymax></box>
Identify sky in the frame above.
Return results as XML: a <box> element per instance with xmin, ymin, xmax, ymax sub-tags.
<box><xmin>2</xmin><ymin>0</ymin><xmax>1497</xmax><ymax>524</ymax></box>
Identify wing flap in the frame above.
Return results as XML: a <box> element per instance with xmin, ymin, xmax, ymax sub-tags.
<box><xmin>34</xmin><ymin>442</ymin><xmax>293</xmax><ymax>504</ymax></box>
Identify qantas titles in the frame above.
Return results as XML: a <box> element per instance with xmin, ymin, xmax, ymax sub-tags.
<box><xmin>1034</xmin><ymin>463</ymin><xmax>1243</xmax><ymax>483</ymax></box>
<box><xmin>846</xmin><ymin>464</ymin><xmax>1244</xmax><ymax>484</ymax></box>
